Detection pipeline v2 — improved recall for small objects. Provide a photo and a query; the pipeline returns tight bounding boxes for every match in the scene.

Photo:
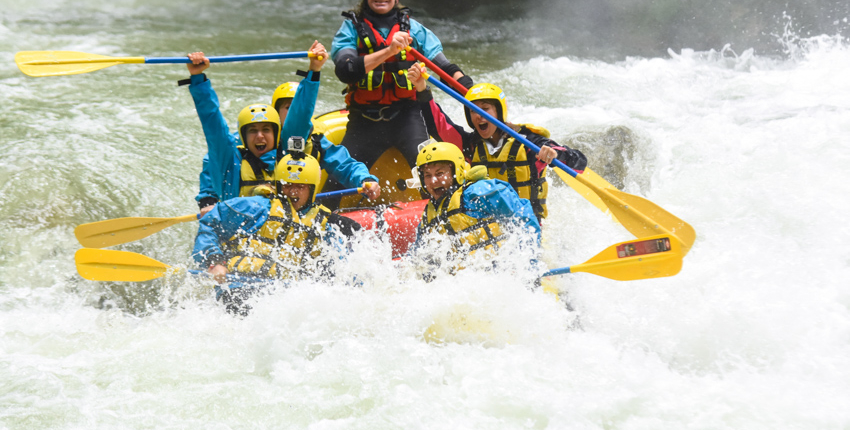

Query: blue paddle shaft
[187,269,264,284]
[315,187,362,200]
[540,266,573,278]
[144,52,310,64]
[425,75,578,178]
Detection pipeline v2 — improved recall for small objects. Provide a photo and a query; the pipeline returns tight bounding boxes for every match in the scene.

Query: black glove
[198,197,218,211]
[457,75,474,89]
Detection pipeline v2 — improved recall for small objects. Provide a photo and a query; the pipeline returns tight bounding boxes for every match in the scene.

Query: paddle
[75,187,364,248]
[15,50,316,78]
[74,248,261,283]
[423,73,696,255]
[406,47,470,95]
[539,235,682,281]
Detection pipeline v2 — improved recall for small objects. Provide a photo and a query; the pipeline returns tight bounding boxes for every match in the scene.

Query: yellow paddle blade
[573,174,696,255]
[555,168,615,218]
[609,189,696,253]
[572,235,683,281]
[15,51,145,77]
[75,248,173,282]
[74,214,198,248]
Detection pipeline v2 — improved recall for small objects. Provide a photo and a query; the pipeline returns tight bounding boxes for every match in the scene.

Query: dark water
[410,0,850,59]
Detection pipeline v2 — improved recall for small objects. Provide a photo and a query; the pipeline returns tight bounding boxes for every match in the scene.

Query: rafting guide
[320,0,473,202]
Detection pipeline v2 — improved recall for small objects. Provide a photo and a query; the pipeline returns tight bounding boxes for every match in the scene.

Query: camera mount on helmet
[286,136,306,159]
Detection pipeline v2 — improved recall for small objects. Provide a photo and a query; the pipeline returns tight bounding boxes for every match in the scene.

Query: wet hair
[353,0,405,15]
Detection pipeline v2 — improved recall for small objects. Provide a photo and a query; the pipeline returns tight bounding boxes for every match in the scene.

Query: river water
[2,0,849,428]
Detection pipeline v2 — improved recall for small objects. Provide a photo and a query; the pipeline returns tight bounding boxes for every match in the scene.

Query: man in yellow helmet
[192,152,362,315]
[184,41,381,217]
[409,141,540,276]
[408,65,586,222]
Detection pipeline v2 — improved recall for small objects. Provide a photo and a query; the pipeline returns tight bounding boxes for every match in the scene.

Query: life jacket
[417,182,506,258]
[470,124,551,219]
[238,148,275,197]
[239,145,324,197]
[224,198,330,279]
[342,8,417,107]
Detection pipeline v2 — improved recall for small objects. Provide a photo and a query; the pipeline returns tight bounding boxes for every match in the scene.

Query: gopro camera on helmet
[287,136,305,153]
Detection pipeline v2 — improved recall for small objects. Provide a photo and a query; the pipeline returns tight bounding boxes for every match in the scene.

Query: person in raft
[183,40,381,217]
[408,64,587,223]
[408,141,541,277]
[192,152,363,316]
[329,0,473,174]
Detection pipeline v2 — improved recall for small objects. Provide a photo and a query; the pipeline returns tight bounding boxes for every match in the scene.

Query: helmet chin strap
[307,185,316,205]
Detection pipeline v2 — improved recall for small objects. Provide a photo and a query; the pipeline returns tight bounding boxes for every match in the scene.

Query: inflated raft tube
[339,199,428,259]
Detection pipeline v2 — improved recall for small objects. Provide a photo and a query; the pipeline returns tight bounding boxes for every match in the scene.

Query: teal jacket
[188,71,318,202]
[330,16,444,63]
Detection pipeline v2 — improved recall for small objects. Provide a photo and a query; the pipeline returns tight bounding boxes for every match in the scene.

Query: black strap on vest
[272,209,327,277]
[347,8,411,55]
[227,243,275,277]
[420,183,502,251]
[462,218,501,251]
[505,143,523,189]
[419,185,457,233]
[239,148,271,188]
[398,7,411,32]
[474,140,531,188]
[343,11,377,53]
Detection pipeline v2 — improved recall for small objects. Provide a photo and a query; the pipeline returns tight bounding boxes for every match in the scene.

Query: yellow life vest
[470,124,550,219]
[417,184,506,257]
[237,147,276,197]
[225,198,330,279]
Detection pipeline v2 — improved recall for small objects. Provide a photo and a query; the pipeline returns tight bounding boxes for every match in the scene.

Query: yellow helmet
[271,82,298,111]
[464,83,507,129]
[237,104,281,148]
[275,153,322,202]
[416,141,468,187]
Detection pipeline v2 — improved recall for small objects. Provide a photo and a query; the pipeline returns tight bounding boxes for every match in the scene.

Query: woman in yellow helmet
[329,0,473,177]
[408,65,587,222]
[193,152,362,315]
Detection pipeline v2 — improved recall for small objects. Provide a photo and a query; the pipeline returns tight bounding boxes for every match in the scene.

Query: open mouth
[254,143,267,152]
[431,186,447,196]
[477,122,489,132]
